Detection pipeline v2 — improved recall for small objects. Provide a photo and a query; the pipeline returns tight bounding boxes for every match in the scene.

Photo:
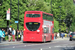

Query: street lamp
[17,0,19,30]
[7,0,12,33]
[68,18,72,33]
[51,0,52,14]
[8,0,12,32]
[10,0,11,20]
[59,6,62,37]
[10,0,19,30]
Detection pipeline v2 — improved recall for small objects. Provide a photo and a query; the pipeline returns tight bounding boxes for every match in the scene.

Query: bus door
[43,25,50,41]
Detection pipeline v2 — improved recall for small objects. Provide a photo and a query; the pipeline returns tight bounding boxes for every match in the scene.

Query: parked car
[69,33,75,41]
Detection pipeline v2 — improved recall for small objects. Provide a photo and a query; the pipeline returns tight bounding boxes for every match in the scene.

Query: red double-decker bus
[23,11,54,42]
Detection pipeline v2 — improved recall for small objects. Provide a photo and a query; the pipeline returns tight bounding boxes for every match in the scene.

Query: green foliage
[0,18,7,27]
[60,22,67,32]
[70,22,75,31]
[0,0,75,32]
[54,19,59,33]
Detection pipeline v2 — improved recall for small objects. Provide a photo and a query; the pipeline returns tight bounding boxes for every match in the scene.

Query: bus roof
[43,12,53,16]
[25,11,53,16]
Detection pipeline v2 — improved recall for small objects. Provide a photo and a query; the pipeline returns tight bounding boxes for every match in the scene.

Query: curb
[0,41,23,45]
[0,37,69,45]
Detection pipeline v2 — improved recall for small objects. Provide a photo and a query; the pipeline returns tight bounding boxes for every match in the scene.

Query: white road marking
[40,47,51,50]
[24,45,26,46]
[40,48,42,50]
[49,47,51,48]
[54,46,61,47]
[13,46,15,48]
[54,45,75,48]
[54,45,68,47]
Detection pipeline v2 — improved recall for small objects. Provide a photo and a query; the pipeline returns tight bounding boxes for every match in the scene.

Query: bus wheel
[43,37,46,43]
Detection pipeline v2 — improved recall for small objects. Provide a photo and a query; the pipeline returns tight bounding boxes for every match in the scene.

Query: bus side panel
[42,20,53,42]
[52,21,54,40]
[52,33,54,40]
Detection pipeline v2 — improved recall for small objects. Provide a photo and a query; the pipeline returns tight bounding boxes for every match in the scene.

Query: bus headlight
[37,30,40,32]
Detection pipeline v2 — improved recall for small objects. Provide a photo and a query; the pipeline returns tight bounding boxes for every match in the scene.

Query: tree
[0,0,75,31]
[54,19,59,33]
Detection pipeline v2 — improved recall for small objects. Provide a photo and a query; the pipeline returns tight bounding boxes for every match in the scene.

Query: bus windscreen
[26,22,40,31]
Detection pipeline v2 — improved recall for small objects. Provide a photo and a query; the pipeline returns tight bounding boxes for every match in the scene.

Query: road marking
[49,47,51,48]
[24,45,26,46]
[13,46,15,48]
[40,47,51,50]
[54,45,67,47]
[54,46,61,47]
[54,45,75,48]
[40,48,42,50]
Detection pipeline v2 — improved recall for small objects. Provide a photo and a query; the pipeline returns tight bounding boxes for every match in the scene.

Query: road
[0,38,75,50]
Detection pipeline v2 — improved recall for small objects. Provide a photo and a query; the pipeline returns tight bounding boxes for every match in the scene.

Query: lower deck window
[43,27,49,33]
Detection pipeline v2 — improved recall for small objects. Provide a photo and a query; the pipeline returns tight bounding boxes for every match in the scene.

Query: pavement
[54,37,69,40]
[0,37,69,45]
[0,40,23,46]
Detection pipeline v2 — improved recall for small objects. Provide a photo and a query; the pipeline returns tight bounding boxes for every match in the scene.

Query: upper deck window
[43,13,53,21]
[47,15,53,21]
[43,13,47,19]
[26,14,40,17]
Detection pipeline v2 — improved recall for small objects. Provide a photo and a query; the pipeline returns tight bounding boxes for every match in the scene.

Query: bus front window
[26,22,40,31]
